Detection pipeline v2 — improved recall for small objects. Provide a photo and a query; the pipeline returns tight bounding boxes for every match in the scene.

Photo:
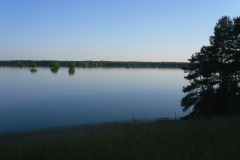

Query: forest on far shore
[0,60,188,68]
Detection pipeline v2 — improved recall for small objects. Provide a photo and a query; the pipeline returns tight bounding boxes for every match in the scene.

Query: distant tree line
[0,60,188,68]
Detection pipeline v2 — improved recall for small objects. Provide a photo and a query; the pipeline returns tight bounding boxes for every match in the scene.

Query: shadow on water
[30,69,37,73]
[68,69,75,75]
[50,68,59,74]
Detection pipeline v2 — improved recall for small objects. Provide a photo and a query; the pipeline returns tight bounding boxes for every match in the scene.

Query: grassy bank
[1,116,240,160]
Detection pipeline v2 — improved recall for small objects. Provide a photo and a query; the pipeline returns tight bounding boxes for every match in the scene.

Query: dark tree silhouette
[181,16,240,119]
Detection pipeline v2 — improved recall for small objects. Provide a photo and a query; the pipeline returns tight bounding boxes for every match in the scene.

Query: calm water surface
[0,67,188,133]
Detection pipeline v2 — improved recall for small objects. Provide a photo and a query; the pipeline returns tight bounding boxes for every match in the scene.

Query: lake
[0,67,188,133]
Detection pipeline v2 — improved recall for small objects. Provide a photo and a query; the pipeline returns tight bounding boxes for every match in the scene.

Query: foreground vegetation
[0,115,240,160]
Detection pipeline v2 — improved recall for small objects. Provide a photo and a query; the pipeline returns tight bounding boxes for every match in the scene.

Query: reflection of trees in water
[68,69,75,75]
[30,69,37,73]
[50,68,59,74]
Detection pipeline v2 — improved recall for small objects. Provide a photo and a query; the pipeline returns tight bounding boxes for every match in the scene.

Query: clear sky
[0,0,239,62]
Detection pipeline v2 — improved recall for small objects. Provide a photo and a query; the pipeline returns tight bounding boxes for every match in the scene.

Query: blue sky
[0,0,239,62]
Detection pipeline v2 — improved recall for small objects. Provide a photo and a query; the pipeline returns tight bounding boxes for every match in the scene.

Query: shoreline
[1,115,240,159]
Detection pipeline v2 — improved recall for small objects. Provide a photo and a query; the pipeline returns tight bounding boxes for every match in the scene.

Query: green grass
[1,115,240,160]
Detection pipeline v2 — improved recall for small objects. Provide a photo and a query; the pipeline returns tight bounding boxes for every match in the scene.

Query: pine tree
[181,16,240,119]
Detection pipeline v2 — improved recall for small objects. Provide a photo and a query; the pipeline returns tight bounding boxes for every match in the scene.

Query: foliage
[17,61,25,68]
[0,115,240,159]
[68,62,76,70]
[181,16,240,119]
[50,62,60,70]
[0,60,189,68]
[82,62,88,68]
[125,63,130,68]
[30,63,37,69]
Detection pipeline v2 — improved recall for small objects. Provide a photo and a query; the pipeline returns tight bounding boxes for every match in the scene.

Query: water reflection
[0,67,188,133]
[68,69,75,75]
[30,69,37,73]
[50,68,59,74]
